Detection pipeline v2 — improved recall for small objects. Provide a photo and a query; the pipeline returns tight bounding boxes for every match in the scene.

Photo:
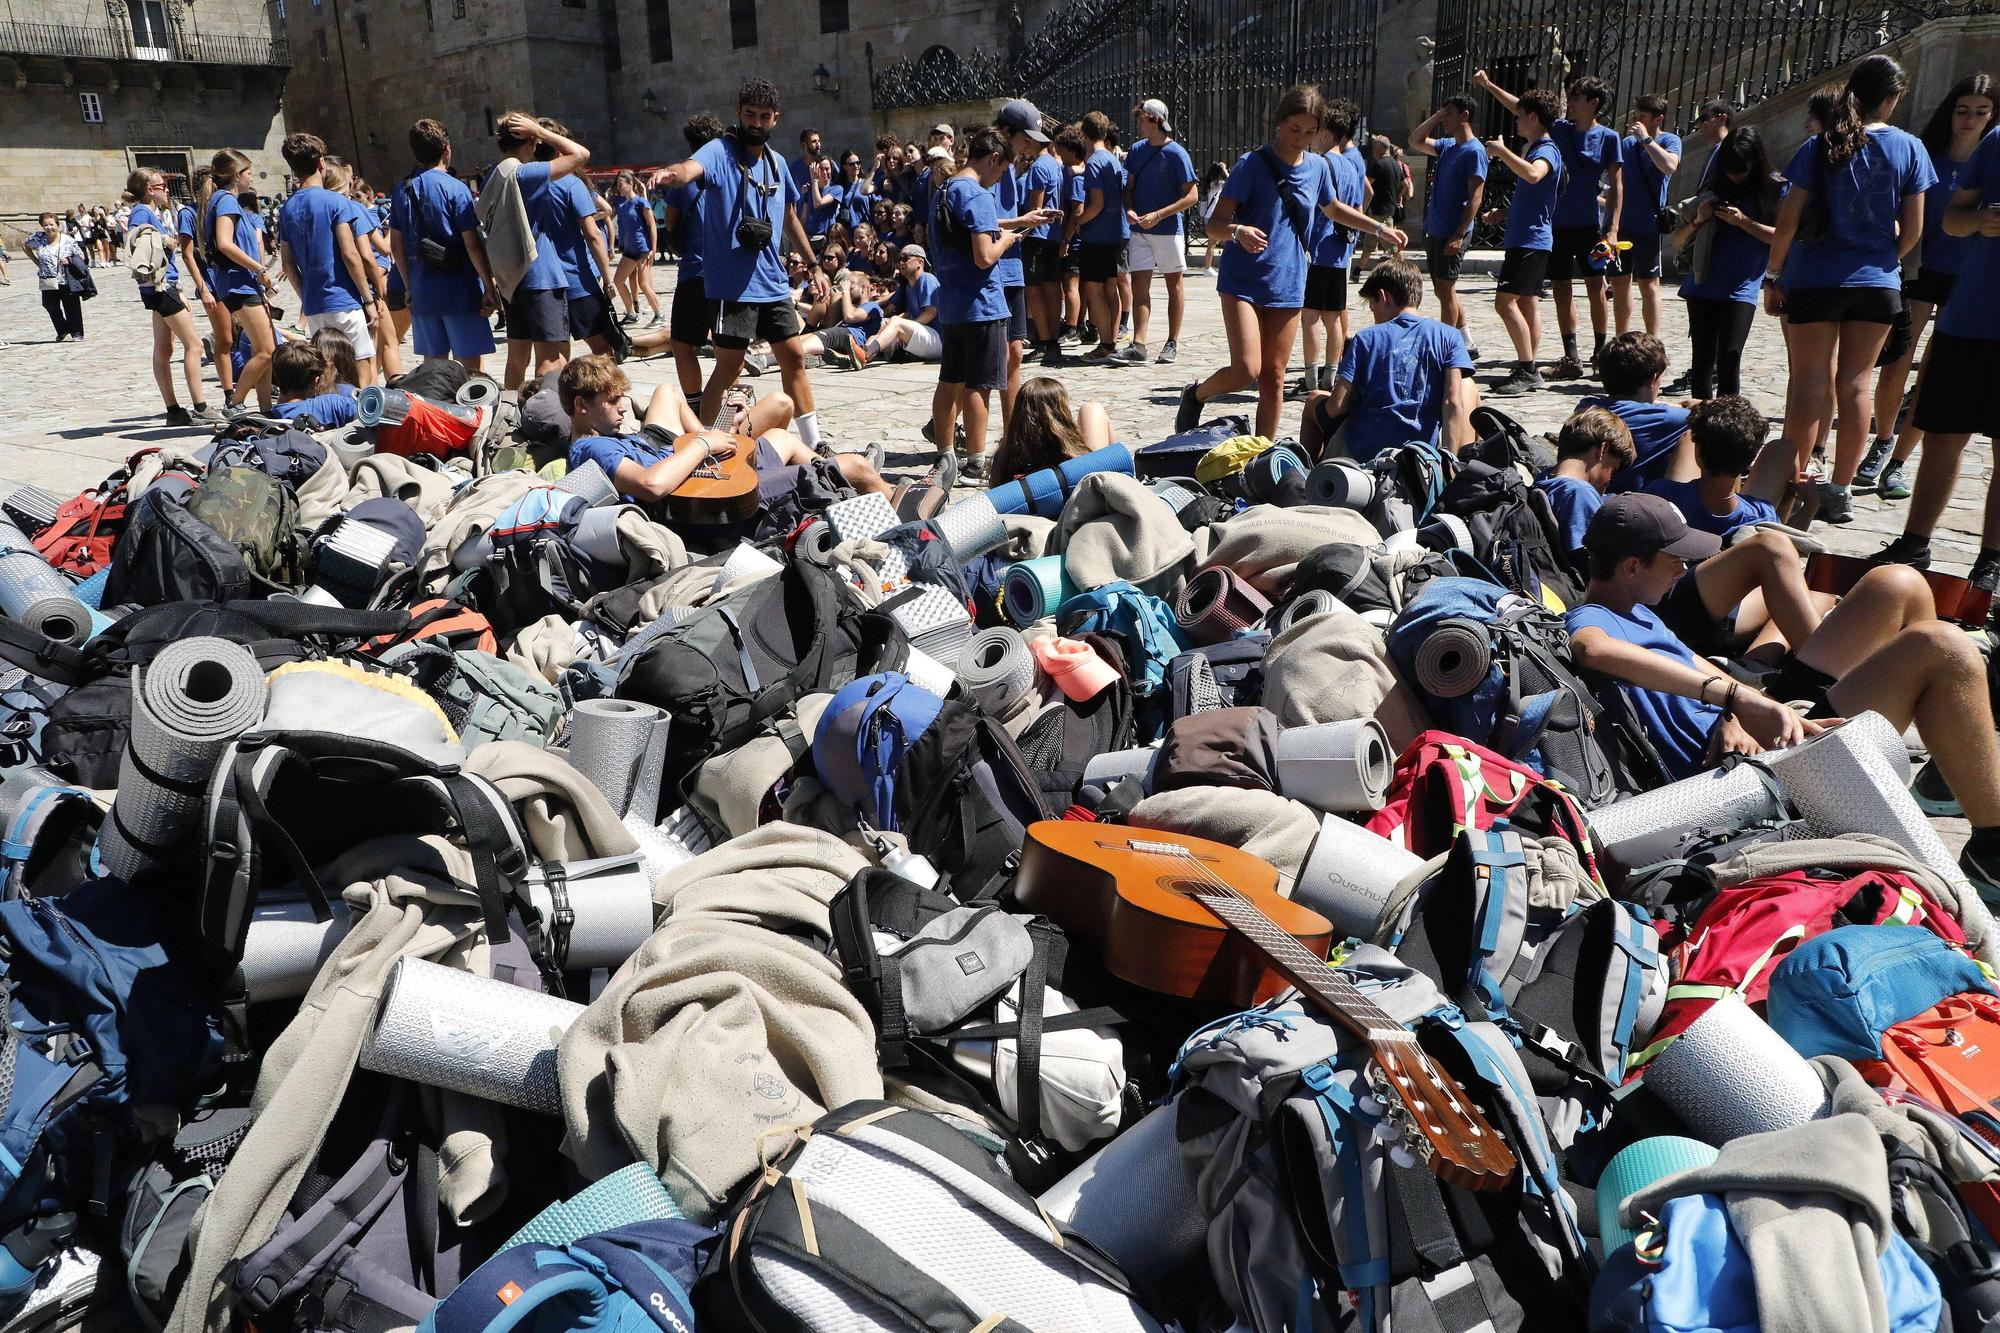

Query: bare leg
[533,339,571,384]
[1871,299,1934,446]
[1611,273,1633,335]
[167,307,204,406]
[504,339,535,392]
[1693,528,1824,651]
[670,341,703,398]
[931,377,960,456]
[962,386,992,459]
[1193,293,1261,407]
[1251,305,1300,438]
[205,299,236,399]
[1828,621,2000,826]
[1085,279,1119,352]
[231,303,277,412]
[1829,320,1893,485]
[150,315,176,409]
[773,334,814,420]
[1437,278,1463,336]
[1079,400,1112,450]
[1551,277,1577,343]
[1131,269,1155,347]
[698,346,747,427]
[1794,562,1936,677]
[1781,319,1839,477]
[1164,272,1185,344]
[1639,276,1662,337]
[1889,335,1938,466]
[1584,273,1609,349]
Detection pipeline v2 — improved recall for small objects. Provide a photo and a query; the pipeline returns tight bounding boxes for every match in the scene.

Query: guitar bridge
[1127,838,1190,858]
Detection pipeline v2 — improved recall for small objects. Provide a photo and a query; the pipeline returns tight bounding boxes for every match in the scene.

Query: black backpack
[1166,634,1271,719]
[895,699,1057,897]
[1432,458,1583,607]
[1014,631,1135,799]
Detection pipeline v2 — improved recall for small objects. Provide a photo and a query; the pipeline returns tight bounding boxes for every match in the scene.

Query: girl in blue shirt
[201,147,279,413]
[1766,54,1937,523]
[1176,84,1402,439]
[126,167,219,426]
[611,171,662,329]
[1672,127,1783,399]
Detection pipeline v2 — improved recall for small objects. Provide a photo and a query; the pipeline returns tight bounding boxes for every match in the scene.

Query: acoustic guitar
[1013,820,1517,1191]
[665,392,761,526]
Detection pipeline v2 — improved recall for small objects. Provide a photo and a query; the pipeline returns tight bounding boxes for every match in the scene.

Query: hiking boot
[163,404,194,427]
[1156,339,1178,365]
[1817,482,1855,525]
[1960,836,2000,910]
[1870,532,1933,569]
[1972,550,2000,595]
[926,449,961,493]
[1175,382,1203,433]
[1549,354,1585,380]
[1121,342,1147,363]
[1489,366,1544,398]
[1879,462,1913,501]
[1910,758,1962,818]
[1854,436,1895,491]
[862,440,887,472]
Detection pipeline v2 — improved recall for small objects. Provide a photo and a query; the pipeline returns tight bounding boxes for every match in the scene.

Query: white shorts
[1127,231,1186,275]
[903,320,943,362]
[305,307,377,360]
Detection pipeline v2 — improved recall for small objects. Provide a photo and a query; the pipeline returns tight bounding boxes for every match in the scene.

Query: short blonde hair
[557,354,629,414]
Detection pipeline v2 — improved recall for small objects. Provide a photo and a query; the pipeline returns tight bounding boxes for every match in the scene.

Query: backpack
[31,447,182,579]
[1166,634,1271,718]
[1056,580,1192,702]
[1431,459,1583,608]
[446,649,564,748]
[125,223,167,286]
[1133,417,1251,480]
[1367,730,1604,878]
[1387,577,1621,808]
[1013,630,1137,797]
[695,1100,1166,1332]
[116,1105,253,1329]
[1461,405,1556,476]
[1363,440,1457,536]
[420,1218,716,1333]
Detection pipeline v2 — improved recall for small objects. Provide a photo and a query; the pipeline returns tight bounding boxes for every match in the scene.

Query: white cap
[1139,98,1174,134]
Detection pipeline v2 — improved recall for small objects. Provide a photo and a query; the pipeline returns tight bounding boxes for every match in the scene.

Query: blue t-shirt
[1503,138,1565,252]
[1336,312,1476,460]
[549,174,604,299]
[693,136,796,304]
[273,392,359,428]
[665,182,703,281]
[1579,395,1692,491]
[129,202,178,290]
[889,269,941,318]
[1079,148,1130,245]
[1620,131,1684,235]
[205,191,265,299]
[1936,128,2000,341]
[1536,473,1602,564]
[343,195,386,280]
[1566,601,1721,779]
[1024,153,1065,241]
[1218,148,1336,309]
[992,166,1025,289]
[1310,149,1366,269]
[1644,476,1778,540]
[1919,152,1972,276]
[834,178,873,233]
[791,157,837,236]
[502,161,573,294]
[1679,183,1785,306]
[930,177,1006,324]
[1782,126,1938,291]
[569,431,664,502]
[1126,139,1197,235]
[1343,144,1368,193]
[615,195,651,255]
[391,168,484,318]
[1550,119,1618,229]
[1424,137,1489,240]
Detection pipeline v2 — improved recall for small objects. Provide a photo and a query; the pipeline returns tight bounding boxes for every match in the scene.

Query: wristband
[1723,681,1741,719]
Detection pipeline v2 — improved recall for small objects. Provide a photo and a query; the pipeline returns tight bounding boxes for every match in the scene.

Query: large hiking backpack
[1387,577,1621,808]
[1431,460,1583,608]
[695,1100,1166,1332]
[420,1217,716,1333]
[1362,440,1457,536]
[1013,631,1137,797]
[1057,580,1192,706]
[1170,945,1593,1332]
[104,469,302,608]
[28,447,183,579]
[1166,634,1271,719]
[1367,731,1605,880]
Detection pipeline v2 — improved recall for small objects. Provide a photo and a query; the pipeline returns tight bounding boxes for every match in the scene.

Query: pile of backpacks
[0,370,1997,1333]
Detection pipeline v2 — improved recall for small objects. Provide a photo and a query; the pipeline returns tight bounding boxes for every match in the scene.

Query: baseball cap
[931,122,955,138]
[925,145,952,163]
[996,98,1050,143]
[1582,493,1722,563]
[899,243,927,261]
[1139,97,1175,134]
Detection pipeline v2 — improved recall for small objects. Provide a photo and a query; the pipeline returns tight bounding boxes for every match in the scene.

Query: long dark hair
[1918,72,1997,159]
[993,377,1087,485]
[1821,54,1907,168]
[1711,125,1779,218]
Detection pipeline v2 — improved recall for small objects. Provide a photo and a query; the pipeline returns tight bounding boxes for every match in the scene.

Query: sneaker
[851,340,871,369]
[1960,836,2000,909]
[1116,318,1130,340]
[1318,365,1335,391]
[1662,373,1692,397]
[190,401,226,424]
[820,338,854,368]
[961,452,990,482]
[1022,341,1044,364]
[1466,344,1482,362]
[163,404,194,427]
[53,334,68,344]
[1489,366,1544,398]
[1175,382,1204,433]
[1155,339,1178,365]
[619,311,639,325]
[1818,482,1855,525]
[1879,462,1913,501]
[1121,342,1147,363]
[1854,436,1895,491]
[1910,758,1963,817]
[926,449,960,494]
[1548,354,1585,380]
[1287,374,1317,401]
[743,350,777,376]
[862,440,887,472]
[1870,532,1933,569]
[1972,550,2000,595]
[1082,344,1124,366]
[1059,327,1083,347]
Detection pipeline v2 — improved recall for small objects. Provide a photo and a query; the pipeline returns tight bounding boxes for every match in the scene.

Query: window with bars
[819,0,846,32]
[79,92,103,123]
[729,0,755,48]
[647,0,670,60]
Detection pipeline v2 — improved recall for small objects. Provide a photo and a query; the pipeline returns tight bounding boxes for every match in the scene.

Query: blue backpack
[1057,580,1191,702]
[420,1218,716,1333]
[814,672,949,833]
[1386,576,1619,807]
[1766,924,1993,1062]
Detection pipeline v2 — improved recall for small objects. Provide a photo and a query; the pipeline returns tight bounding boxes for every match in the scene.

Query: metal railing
[177,30,291,65]
[0,19,289,65]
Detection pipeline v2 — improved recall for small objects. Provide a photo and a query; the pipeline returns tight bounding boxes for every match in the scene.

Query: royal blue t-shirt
[1536,473,1602,564]
[1921,148,1975,276]
[569,431,662,502]
[1551,119,1618,228]
[889,269,941,318]
[549,174,604,299]
[665,182,703,281]
[1936,128,2000,340]
[1579,395,1692,491]
[1620,131,1684,235]
[1310,149,1366,269]
[205,191,265,299]
[693,135,797,304]
[273,392,359,427]
[391,168,484,318]
[835,178,872,233]
[1424,137,1489,240]
[1644,476,1778,539]
[1218,148,1335,309]
[790,158,836,236]
[128,202,178,290]
[992,166,1025,289]
[1782,126,1937,291]
[1566,601,1721,778]
[280,186,367,315]
[1344,144,1368,194]
[1336,313,1475,460]
[615,195,651,255]
[1503,138,1565,252]
[1024,153,1065,242]
[1126,139,1197,235]
[1679,183,1785,306]
[930,176,1007,324]
[502,161,573,294]
[1080,148,1130,245]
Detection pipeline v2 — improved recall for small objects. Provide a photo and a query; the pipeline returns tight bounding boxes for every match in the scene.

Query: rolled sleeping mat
[1640,992,1830,1145]
[900,646,960,700]
[573,507,628,567]
[1596,1137,1720,1254]
[1149,479,1204,518]
[504,1161,683,1251]
[1766,711,1959,887]
[957,627,1036,718]
[1276,588,1341,634]
[1586,761,1789,873]
[1175,566,1273,645]
[1039,1103,1209,1310]
[522,853,656,972]
[1382,528,1421,556]
[1410,616,1491,698]
[626,805,718,884]
[355,384,413,428]
[552,459,618,508]
[1418,513,1474,556]
[240,897,352,1002]
[1274,718,1392,813]
[931,494,1009,563]
[1002,556,1075,627]
[98,637,267,883]
[0,518,91,647]
[455,373,503,411]
[565,698,671,822]
[793,518,837,561]
[359,957,585,1115]
[1305,458,1376,510]
[1081,746,1159,792]
[986,443,1137,519]
[714,541,785,595]
[1239,440,1311,506]
[1292,813,1427,942]
[72,567,110,611]
[1,485,64,536]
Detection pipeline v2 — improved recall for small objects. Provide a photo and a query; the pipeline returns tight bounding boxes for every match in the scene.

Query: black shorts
[670,274,715,345]
[1657,571,1738,658]
[939,318,1008,390]
[1061,242,1082,276]
[1303,264,1348,313]
[567,291,612,342]
[1425,239,1465,283]
[1904,267,1959,307]
[713,297,804,350]
[1004,285,1028,343]
[1764,654,1839,718]
[1782,285,1901,326]
[387,267,407,311]
[222,292,265,313]
[1549,225,1603,279]
[141,286,187,317]
[504,286,570,343]
[1497,247,1551,297]
[1912,332,2000,438]
[1022,238,1061,286]
[1079,242,1124,284]
[1614,233,1664,279]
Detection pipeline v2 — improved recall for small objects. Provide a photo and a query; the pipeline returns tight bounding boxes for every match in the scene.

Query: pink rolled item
[1032,635,1119,702]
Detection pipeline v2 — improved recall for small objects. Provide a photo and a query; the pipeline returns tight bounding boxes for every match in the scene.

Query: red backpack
[1366,730,1603,883]
[29,447,187,578]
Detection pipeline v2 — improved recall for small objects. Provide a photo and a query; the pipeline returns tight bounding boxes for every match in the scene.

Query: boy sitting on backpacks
[1576,332,1690,490]
[1642,395,1779,540]
[1537,405,1635,575]
[1567,492,2000,891]
[270,341,359,429]
[1299,259,1480,463]
[560,354,890,506]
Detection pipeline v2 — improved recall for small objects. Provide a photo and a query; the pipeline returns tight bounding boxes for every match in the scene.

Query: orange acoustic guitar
[665,393,761,526]
[1013,820,1517,1191]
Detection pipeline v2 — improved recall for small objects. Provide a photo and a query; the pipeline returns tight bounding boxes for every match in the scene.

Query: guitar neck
[1191,885,1407,1043]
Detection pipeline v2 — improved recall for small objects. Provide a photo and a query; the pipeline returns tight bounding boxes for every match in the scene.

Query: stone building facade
[1,0,290,245]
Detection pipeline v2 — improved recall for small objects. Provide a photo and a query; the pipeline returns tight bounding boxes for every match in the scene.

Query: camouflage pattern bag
[188,465,303,587]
